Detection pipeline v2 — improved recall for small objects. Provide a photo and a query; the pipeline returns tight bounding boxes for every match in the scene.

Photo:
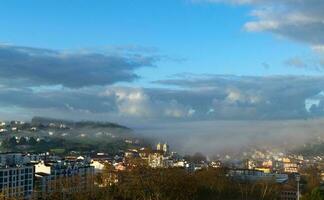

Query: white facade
[35,160,94,198]
[91,160,106,173]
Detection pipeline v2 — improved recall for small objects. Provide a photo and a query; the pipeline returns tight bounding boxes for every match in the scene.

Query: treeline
[26,167,279,200]
[92,165,280,200]
[85,164,324,200]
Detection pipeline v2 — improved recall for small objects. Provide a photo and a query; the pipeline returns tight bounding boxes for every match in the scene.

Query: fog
[133,119,324,156]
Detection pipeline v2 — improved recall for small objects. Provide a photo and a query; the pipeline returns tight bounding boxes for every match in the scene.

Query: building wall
[35,162,94,199]
[0,166,34,199]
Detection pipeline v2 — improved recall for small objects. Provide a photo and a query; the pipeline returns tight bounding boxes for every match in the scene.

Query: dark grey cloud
[0,45,157,88]
[153,75,324,119]
[0,88,111,113]
[1,73,324,121]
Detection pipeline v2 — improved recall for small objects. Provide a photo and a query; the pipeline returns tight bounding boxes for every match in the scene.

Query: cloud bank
[0,45,157,88]
[1,49,324,123]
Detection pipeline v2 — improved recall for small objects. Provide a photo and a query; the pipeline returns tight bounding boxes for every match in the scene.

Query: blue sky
[0,0,324,123]
[0,0,317,87]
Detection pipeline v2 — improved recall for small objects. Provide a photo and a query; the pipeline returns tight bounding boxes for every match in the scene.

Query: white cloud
[101,87,192,119]
[101,87,153,117]
[196,0,324,69]
[244,20,279,32]
[226,88,261,104]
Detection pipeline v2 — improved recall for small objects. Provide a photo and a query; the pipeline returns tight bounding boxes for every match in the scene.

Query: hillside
[0,117,144,154]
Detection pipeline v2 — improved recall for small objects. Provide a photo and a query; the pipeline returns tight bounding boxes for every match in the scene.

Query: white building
[0,129,7,133]
[148,151,165,168]
[91,160,107,173]
[34,159,94,199]
[229,169,288,183]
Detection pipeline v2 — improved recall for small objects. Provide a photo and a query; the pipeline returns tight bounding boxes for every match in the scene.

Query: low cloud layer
[154,74,324,119]
[1,71,324,121]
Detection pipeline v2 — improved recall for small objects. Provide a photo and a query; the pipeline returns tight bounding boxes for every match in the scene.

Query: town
[0,119,324,199]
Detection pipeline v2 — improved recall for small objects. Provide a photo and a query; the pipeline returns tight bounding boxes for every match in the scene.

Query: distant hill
[31,116,131,130]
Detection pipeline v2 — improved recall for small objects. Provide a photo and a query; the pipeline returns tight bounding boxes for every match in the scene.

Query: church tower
[163,143,169,154]
[156,142,162,151]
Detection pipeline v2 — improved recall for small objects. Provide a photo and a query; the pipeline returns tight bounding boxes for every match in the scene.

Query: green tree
[309,187,324,200]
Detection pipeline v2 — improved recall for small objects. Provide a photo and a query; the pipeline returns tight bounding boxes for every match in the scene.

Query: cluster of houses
[0,120,70,134]
[0,141,321,200]
[0,121,39,133]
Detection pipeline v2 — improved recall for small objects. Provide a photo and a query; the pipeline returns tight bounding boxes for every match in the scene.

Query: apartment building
[0,153,34,199]
[34,158,94,199]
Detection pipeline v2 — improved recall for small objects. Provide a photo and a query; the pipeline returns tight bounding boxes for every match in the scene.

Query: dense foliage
[91,166,280,200]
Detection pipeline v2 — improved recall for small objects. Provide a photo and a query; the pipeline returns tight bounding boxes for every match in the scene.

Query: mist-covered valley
[134,118,324,156]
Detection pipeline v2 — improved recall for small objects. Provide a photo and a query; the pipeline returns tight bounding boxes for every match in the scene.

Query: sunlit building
[34,159,94,199]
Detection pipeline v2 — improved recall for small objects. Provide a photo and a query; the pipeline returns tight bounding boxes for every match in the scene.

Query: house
[0,129,7,133]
